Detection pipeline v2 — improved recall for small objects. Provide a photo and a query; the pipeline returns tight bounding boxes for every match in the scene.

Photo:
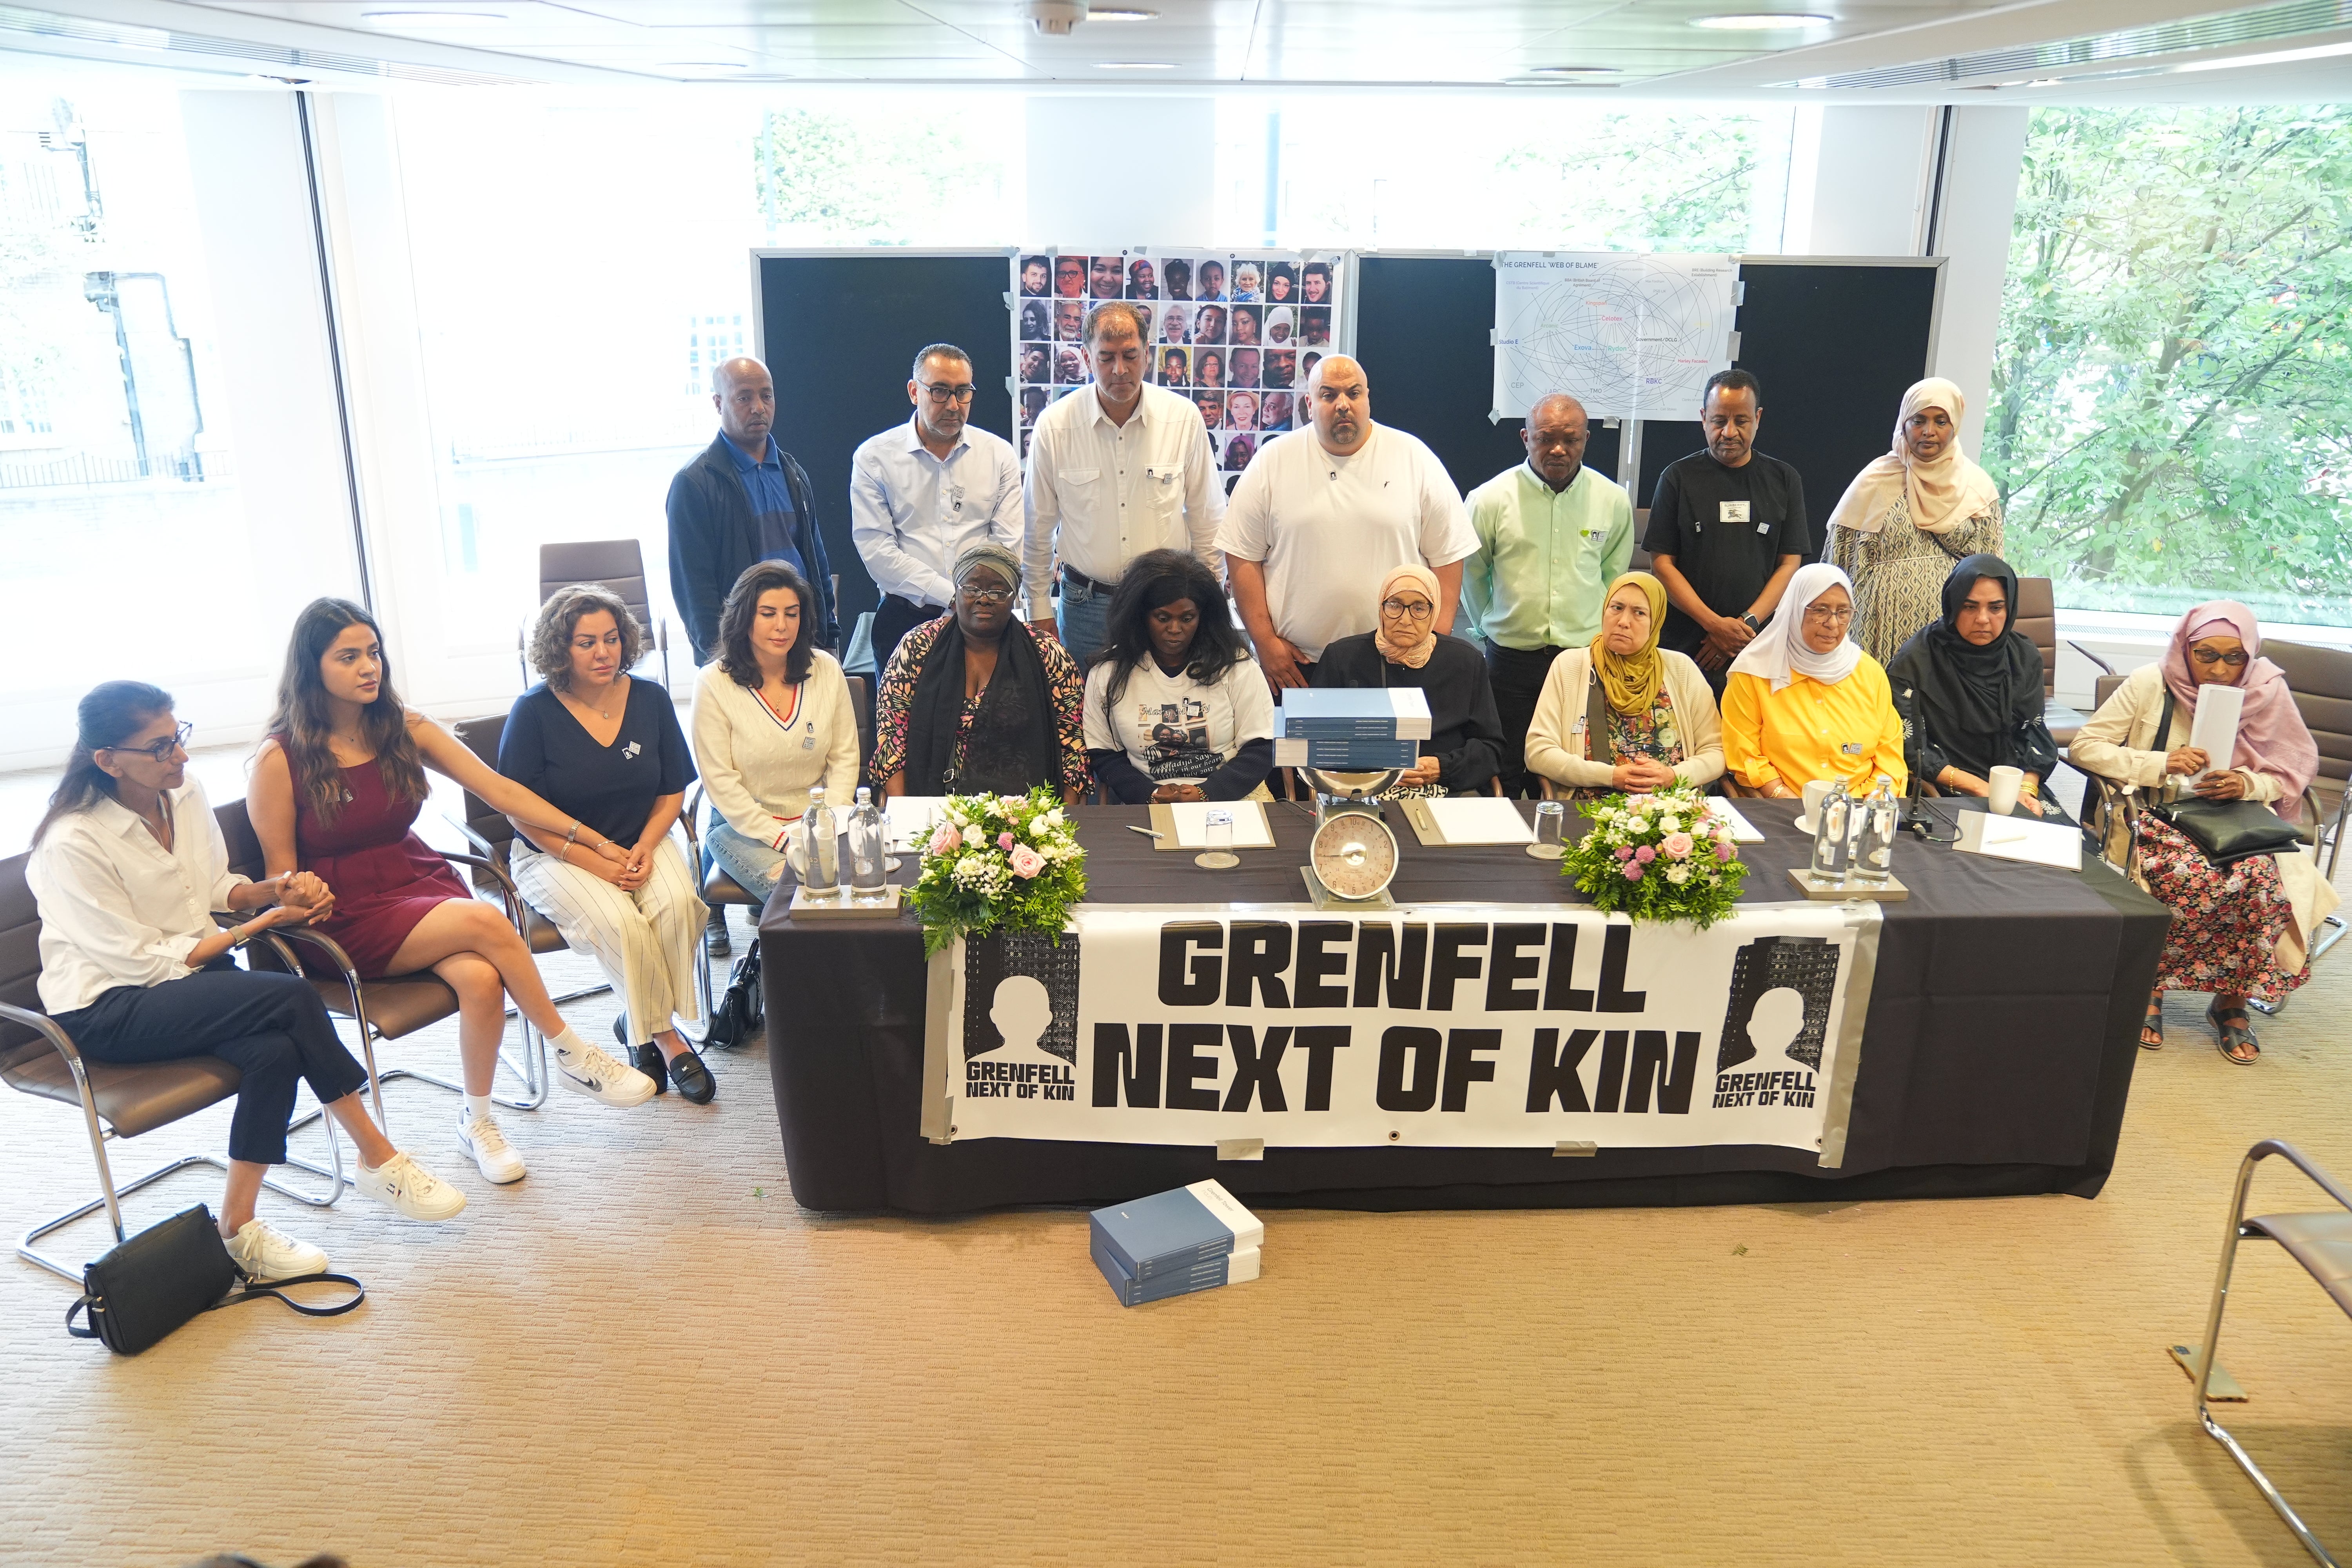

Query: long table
[760,800,2168,1214]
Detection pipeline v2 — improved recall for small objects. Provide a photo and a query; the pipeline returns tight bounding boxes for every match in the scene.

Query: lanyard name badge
[804,719,817,751]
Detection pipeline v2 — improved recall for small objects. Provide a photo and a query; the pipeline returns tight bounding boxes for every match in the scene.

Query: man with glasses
[668,355,838,669]
[1022,301,1223,664]
[1643,368,1810,696]
[851,343,1024,676]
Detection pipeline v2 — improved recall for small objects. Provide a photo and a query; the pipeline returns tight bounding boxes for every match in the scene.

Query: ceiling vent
[1782,0,2352,89]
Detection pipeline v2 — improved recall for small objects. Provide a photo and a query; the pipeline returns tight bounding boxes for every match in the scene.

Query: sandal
[2207,1000,2259,1065]
[2140,995,2164,1051]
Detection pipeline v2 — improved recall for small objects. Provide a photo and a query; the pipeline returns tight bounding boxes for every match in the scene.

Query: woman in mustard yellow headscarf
[1523,570,1726,801]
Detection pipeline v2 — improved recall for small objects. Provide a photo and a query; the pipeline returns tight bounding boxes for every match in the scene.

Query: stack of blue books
[1089,1180,1265,1308]
[1274,688,1432,770]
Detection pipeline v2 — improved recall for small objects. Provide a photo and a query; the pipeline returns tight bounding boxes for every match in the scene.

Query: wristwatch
[1740,613,1762,632]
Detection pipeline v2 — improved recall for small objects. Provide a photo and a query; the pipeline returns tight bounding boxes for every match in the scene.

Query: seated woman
[872,543,1088,804]
[504,586,713,1104]
[2071,602,2337,1062]
[691,561,861,903]
[1082,549,1276,804]
[1886,554,2061,818]
[1311,566,1506,799]
[251,598,657,1192]
[1719,563,1906,800]
[29,682,464,1282]
[1524,571,1724,801]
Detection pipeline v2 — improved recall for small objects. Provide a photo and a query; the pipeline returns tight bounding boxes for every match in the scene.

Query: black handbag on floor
[66,1204,365,1356]
[2147,691,2305,867]
[703,940,763,1051]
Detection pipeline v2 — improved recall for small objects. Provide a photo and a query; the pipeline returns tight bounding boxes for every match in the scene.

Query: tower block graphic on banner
[1492,253,1740,421]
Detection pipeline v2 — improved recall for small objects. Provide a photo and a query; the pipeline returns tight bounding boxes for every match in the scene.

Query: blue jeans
[707,817,786,903]
[1056,573,1112,666]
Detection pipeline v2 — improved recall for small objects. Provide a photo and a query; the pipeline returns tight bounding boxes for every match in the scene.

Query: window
[1987,105,2352,628]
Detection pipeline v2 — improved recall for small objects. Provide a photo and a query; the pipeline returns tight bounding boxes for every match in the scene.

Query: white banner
[1493,252,1739,421]
[937,903,1877,1161]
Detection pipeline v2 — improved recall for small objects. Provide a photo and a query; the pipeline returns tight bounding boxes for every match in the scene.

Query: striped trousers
[512,837,707,1046]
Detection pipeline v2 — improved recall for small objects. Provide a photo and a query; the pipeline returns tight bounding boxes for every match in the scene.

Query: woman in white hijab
[1826,376,2004,665]
[1719,562,1907,800]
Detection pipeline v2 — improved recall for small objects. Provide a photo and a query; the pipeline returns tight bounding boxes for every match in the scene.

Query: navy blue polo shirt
[721,432,807,583]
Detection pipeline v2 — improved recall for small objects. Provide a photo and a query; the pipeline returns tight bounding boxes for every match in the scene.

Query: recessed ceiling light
[1526,65,1618,75]
[1089,7,1160,18]
[359,9,508,25]
[1689,12,1833,29]
[1094,60,1178,69]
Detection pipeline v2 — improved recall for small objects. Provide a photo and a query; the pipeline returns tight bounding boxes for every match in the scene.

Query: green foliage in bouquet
[1562,787,1746,929]
[906,786,1087,958]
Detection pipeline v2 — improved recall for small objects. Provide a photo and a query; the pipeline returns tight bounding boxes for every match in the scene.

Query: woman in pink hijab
[1826,377,2004,666]
[2071,601,2326,1062]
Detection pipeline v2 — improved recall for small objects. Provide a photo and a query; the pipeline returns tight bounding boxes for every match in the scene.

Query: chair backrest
[2094,673,2126,711]
[450,713,516,864]
[2264,640,2352,792]
[846,673,875,785]
[539,539,655,632]
[0,850,52,1073]
[2015,577,2059,700]
[216,796,266,882]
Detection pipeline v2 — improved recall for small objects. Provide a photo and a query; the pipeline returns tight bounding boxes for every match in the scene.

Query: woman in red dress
[250,599,660,1189]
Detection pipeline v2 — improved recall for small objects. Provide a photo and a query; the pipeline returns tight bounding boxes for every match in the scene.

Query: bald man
[1462,392,1634,796]
[1218,355,1476,690]
[667,356,836,666]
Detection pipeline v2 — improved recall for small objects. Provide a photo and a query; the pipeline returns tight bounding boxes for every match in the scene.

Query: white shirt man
[1022,301,1223,663]
[851,343,1024,674]
[1218,354,1477,686]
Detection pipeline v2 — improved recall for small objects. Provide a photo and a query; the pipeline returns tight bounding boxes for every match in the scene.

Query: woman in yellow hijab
[1523,570,1726,800]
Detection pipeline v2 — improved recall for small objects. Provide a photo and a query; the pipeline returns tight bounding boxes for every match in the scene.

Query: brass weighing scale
[1299,768,1403,909]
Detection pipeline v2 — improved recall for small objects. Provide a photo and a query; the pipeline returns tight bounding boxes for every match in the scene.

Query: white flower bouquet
[907,786,1088,958]
[1561,786,1748,928]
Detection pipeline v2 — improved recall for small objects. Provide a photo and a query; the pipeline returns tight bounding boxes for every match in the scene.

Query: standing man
[1461,392,1633,796]
[668,355,837,669]
[1023,301,1223,664]
[1219,355,1477,690]
[1642,369,1809,695]
[851,343,1024,676]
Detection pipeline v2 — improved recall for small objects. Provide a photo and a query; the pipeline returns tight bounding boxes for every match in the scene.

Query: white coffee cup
[1800,778,1837,829]
[1987,765,2024,817]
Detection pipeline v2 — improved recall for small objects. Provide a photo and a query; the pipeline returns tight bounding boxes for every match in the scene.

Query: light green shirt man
[1460,462,1635,652]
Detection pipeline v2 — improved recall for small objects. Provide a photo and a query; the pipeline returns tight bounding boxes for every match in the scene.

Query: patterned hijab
[1825,376,2002,537]
[2160,600,2317,821]
[1591,571,1668,715]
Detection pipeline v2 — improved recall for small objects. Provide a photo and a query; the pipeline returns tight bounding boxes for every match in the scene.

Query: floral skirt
[2137,814,2310,1004]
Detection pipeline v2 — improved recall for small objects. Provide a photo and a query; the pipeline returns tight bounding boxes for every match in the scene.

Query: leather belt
[1061,565,1108,592]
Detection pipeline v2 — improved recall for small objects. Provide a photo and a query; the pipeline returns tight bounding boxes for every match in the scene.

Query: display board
[755,250,1014,628]
[1352,253,1943,528]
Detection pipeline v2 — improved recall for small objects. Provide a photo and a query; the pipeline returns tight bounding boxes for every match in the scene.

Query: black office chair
[522,539,673,690]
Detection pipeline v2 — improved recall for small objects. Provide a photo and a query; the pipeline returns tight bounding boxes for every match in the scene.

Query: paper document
[1700,800,1766,844]
[883,796,951,850]
[1423,797,1536,845]
[1167,800,1276,849]
[1955,811,2082,871]
[2187,683,2243,785]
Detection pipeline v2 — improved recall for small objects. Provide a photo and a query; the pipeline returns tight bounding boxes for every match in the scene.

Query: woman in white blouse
[691,562,862,900]
[26,682,466,1283]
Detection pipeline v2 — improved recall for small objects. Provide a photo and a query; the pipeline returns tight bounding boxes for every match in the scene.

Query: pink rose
[1621,862,1644,881]
[1009,844,1046,879]
[928,824,962,856]
[1614,844,1634,860]
[1634,844,1656,863]
[998,831,1016,851]
[1662,832,1694,860]
[1715,841,1736,862]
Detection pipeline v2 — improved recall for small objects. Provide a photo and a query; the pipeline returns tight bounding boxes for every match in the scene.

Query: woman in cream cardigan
[1525,571,1724,799]
[691,562,862,901]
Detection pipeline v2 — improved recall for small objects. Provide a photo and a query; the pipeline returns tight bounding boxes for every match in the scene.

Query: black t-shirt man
[1641,372,1809,690]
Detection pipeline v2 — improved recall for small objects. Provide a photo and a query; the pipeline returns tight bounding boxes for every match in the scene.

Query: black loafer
[705,907,732,958]
[667,1047,716,1104]
[617,1013,668,1094]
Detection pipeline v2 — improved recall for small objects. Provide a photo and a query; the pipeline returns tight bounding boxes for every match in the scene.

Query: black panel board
[758,253,1012,620]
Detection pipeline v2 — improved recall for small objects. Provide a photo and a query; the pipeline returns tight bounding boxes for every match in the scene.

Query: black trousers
[54,963,371,1167]
[869,593,947,682]
[1485,642,1568,799]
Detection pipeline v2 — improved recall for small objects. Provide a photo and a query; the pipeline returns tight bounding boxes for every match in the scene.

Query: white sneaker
[456,1109,527,1185]
[357,1151,468,1221]
[555,1041,658,1108]
[224,1219,328,1283]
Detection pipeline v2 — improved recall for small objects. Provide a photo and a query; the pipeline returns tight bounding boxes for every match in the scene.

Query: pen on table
[1127,825,1164,839]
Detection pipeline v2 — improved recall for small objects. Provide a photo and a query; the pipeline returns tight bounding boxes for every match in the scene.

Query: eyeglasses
[2190,647,2249,668]
[1380,598,1434,622]
[1803,604,1855,624]
[921,383,977,403]
[959,583,1015,604]
[103,722,193,762]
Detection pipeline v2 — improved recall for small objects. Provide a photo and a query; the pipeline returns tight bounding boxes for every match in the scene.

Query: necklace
[570,679,622,720]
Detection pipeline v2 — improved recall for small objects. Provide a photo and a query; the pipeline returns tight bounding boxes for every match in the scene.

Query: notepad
[1165,800,1275,849]
[883,796,949,850]
[1421,797,1536,845]
[2187,683,2243,786]
[1954,810,2082,870]
[1700,800,1767,844]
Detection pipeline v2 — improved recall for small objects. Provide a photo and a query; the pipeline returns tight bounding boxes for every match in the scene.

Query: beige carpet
[2,913,2348,1568]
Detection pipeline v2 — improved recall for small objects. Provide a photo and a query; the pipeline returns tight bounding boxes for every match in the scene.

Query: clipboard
[1145,799,1276,851]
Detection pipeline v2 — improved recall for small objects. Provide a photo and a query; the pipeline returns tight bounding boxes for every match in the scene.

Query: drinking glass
[1196,809,1239,869]
[1527,800,1566,860]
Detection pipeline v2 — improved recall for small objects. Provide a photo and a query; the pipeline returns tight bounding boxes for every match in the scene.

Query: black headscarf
[904,617,1062,797]
[1887,553,2047,777]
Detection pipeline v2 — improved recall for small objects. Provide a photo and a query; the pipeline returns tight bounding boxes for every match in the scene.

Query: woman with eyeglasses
[27,682,466,1282]
[2071,602,2334,1062]
[1310,564,1505,799]
[1719,563,1906,800]
[1525,571,1725,802]
[871,543,1088,804]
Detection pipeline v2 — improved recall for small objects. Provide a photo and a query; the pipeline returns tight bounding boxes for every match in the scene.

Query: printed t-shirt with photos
[1640,450,1811,653]
[1082,654,1276,785]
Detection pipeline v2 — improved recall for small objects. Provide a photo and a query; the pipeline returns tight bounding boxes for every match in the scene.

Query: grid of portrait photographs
[1013,249,1339,489]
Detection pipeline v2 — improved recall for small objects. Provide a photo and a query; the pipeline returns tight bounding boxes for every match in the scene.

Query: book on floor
[1089,1179,1264,1280]
[1093,1232,1262,1307]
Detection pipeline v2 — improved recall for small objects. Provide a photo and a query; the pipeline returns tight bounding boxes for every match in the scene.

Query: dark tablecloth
[761,798,2169,1214]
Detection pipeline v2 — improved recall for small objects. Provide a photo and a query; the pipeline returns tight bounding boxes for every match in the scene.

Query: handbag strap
[221,1272,367,1318]
[1584,669,1614,766]
[65,1296,98,1338]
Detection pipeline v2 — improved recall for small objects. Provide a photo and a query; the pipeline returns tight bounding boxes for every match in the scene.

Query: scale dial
[1308,810,1399,901]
